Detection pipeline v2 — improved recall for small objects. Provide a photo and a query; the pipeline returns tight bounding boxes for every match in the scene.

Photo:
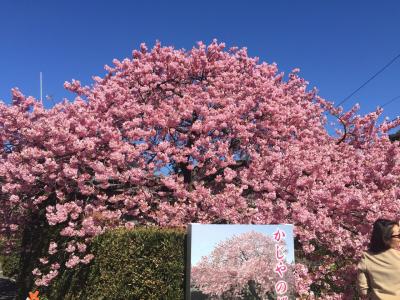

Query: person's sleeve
[357,255,369,296]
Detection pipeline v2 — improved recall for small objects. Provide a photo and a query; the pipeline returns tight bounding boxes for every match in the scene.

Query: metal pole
[40,72,43,103]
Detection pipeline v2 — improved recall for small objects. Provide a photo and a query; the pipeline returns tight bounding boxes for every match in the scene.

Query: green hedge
[0,252,19,279]
[0,238,20,279]
[44,227,186,300]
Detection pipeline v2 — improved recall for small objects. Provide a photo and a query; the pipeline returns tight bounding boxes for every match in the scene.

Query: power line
[380,95,400,108]
[337,51,400,107]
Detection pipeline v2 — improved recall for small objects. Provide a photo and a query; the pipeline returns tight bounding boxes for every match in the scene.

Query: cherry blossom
[0,40,399,298]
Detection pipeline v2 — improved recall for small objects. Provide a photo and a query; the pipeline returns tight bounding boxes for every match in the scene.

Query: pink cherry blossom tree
[0,40,399,298]
[191,231,294,299]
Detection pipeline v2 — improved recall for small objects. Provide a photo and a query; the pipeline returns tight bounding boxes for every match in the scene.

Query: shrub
[43,227,186,300]
[0,253,19,279]
[0,237,20,279]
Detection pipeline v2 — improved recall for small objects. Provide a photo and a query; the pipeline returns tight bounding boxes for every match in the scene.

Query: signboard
[186,224,295,300]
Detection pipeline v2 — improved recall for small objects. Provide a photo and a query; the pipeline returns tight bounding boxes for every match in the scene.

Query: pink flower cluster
[34,269,59,287]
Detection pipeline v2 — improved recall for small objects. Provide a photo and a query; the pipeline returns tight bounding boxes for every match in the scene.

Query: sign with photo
[186,224,295,300]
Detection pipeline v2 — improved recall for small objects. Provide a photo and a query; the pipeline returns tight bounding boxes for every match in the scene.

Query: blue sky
[1,1,400,130]
[190,224,295,266]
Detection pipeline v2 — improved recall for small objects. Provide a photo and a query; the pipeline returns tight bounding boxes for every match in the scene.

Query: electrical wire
[380,95,400,108]
[337,52,400,107]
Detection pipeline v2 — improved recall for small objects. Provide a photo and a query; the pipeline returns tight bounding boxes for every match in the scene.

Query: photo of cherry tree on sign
[188,224,295,300]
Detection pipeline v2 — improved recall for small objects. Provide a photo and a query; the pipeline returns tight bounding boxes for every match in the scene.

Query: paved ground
[0,263,17,300]
[0,278,16,300]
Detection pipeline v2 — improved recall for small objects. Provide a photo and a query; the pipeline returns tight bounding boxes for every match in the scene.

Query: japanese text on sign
[273,228,288,297]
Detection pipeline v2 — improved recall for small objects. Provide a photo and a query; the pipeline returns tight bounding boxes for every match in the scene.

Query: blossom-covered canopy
[1,40,399,297]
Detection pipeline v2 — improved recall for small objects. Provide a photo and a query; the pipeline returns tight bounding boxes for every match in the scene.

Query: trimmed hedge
[0,252,19,279]
[0,238,20,279]
[44,227,186,300]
